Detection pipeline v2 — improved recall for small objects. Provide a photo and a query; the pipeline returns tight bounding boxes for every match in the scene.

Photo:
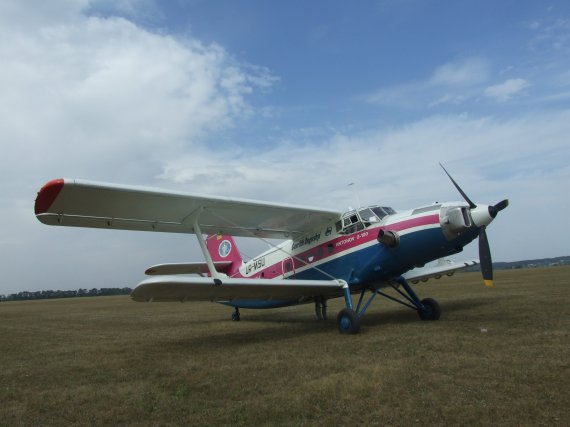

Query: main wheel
[418,298,441,321]
[231,311,241,321]
[337,308,360,334]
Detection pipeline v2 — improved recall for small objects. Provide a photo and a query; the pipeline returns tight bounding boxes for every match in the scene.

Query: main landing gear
[231,307,241,321]
[336,277,441,334]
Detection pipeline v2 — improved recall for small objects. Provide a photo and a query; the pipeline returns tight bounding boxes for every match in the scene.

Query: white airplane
[34,165,508,334]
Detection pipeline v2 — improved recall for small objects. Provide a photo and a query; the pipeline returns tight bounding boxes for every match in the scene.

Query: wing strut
[193,212,223,280]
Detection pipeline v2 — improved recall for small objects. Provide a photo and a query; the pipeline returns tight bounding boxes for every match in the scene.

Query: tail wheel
[418,298,441,321]
[337,308,360,334]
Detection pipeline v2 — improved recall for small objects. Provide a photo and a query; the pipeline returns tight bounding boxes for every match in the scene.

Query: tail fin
[206,235,243,277]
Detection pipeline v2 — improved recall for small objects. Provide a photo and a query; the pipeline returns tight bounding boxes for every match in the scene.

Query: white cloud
[484,78,530,102]
[0,0,275,294]
[528,17,570,53]
[0,1,274,184]
[364,57,490,108]
[429,57,490,86]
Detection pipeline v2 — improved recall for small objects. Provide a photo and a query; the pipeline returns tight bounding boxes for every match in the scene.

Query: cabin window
[338,211,364,234]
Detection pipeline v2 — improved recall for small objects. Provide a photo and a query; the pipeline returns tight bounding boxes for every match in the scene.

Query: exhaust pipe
[377,229,400,248]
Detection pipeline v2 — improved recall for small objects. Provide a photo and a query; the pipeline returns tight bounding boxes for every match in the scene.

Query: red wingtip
[35,179,64,215]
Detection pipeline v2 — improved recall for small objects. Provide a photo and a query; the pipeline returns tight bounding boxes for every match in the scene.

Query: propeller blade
[488,199,509,218]
[494,199,509,212]
[439,163,477,209]
[479,227,493,287]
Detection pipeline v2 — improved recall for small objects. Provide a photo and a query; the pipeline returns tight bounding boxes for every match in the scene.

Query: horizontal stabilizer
[145,262,232,276]
[131,276,345,303]
[402,259,478,283]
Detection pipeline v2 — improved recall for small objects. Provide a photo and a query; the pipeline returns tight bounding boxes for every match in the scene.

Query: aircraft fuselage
[223,201,480,308]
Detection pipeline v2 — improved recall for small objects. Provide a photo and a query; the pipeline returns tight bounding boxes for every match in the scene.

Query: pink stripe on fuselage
[240,213,441,280]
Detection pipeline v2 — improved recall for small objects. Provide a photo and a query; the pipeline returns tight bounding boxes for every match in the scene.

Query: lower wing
[402,258,478,283]
[131,277,345,303]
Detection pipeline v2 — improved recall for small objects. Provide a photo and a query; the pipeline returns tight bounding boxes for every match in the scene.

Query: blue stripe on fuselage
[293,227,453,283]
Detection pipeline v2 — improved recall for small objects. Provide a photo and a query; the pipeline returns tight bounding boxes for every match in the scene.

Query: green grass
[1,267,569,426]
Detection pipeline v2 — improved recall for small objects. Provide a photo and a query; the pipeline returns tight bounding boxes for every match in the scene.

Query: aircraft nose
[470,199,509,228]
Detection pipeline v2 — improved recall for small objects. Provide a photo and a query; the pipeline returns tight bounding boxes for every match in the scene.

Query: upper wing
[402,258,479,283]
[131,276,346,302]
[35,179,341,239]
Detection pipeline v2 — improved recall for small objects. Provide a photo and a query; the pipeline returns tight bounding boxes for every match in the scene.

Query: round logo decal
[218,240,232,258]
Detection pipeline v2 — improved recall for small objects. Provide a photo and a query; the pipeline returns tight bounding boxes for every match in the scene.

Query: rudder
[206,235,243,277]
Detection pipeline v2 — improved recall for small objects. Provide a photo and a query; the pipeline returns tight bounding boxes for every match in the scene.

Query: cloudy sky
[1,0,569,294]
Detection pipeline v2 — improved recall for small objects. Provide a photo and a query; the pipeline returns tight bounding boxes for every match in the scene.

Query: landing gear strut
[231,307,240,321]
[314,297,328,320]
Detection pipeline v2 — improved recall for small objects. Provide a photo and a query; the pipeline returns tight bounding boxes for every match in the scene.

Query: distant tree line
[0,287,132,302]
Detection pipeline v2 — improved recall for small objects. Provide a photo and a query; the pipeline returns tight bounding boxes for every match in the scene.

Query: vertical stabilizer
[206,235,243,277]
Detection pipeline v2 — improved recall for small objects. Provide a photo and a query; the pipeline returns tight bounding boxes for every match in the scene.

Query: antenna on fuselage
[348,182,361,209]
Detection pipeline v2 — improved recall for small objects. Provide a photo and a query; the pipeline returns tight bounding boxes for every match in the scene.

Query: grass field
[1,267,569,426]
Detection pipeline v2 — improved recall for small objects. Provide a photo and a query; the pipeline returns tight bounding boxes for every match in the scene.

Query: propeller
[439,164,509,287]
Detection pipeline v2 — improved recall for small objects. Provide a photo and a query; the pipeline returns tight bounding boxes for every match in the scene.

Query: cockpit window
[337,211,364,234]
[358,208,379,226]
[371,206,395,219]
[336,206,396,234]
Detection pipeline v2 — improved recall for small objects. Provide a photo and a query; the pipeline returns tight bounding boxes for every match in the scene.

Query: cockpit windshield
[336,205,397,234]
[358,208,379,225]
[370,206,396,219]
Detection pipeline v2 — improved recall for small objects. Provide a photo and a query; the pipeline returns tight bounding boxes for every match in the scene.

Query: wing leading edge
[35,179,341,239]
[131,276,346,302]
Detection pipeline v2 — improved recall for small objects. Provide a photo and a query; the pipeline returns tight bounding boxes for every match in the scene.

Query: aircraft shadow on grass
[146,298,501,350]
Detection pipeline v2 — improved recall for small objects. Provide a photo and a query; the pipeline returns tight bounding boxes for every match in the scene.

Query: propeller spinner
[440,163,509,287]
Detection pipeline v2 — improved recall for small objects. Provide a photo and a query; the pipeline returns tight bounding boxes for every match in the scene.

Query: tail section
[206,235,243,277]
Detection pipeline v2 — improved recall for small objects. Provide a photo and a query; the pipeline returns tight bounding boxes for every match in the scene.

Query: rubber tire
[418,298,441,321]
[231,312,241,322]
[337,308,360,334]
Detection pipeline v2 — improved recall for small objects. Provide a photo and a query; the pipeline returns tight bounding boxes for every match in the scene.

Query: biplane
[34,165,507,333]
